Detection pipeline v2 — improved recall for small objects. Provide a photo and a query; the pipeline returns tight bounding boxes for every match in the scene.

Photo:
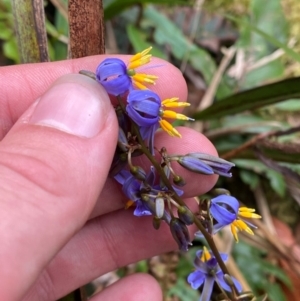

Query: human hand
[0,56,218,301]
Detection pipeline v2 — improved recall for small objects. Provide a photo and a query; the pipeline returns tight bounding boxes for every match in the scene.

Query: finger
[90,127,218,218]
[89,274,162,301]
[0,74,118,300]
[0,56,187,139]
[23,198,198,301]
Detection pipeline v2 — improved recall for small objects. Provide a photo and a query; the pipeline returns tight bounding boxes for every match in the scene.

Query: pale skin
[0,56,218,301]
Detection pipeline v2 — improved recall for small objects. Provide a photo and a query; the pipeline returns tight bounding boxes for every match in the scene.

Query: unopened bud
[130,166,146,181]
[170,218,192,251]
[117,127,128,152]
[177,156,214,175]
[178,206,194,225]
[173,175,186,186]
[155,197,165,218]
[187,152,235,177]
[152,216,161,230]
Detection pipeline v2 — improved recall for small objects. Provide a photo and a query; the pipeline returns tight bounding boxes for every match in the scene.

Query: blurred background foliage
[1,0,300,300]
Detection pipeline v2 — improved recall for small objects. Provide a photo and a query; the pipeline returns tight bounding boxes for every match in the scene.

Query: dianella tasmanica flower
[188,247,242,301]
[95,47,158,96]
[196,195,261,241]
[172,153,235,177]
[126,90,193,152]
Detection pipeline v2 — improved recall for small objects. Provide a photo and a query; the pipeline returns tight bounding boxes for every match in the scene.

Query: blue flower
[195,195,261,241]
[95,47,158,96]
[114,167,183,218]
[187,247,242,301]
[126,90,193,153]
[114,169,153,216]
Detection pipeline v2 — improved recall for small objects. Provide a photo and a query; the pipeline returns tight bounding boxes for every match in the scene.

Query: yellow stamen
[129,47,152,63]
[231,223,239,242]
[132,73,158,85]
[132,80,148,90]
[239,212,261,219]
[201,246,211,262]
[238,207,261,219]
[162,110,194,121]
[128,55,152,69]
[159,119,181,138]
[125,200,135,209]
[162,98,191,108]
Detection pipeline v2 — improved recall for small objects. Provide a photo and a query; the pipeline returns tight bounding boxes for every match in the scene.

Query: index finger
[0,56,187,138]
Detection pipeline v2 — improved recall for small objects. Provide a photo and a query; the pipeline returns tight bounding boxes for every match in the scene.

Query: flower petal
[200,277,215,301]
[187,271,205,289]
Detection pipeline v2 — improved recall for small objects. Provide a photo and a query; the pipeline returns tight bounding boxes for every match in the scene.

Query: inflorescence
[83,47,262,301]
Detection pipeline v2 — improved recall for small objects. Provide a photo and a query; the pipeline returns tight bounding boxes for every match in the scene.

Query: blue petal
[216,273,242,293]
[211,195,239,212]
[126,104,159,126]
[96,59,131,95]
[114,170,131,185]
[210,203,236,225]
[178,156,214,175]
[200,277,215,301]
[129,99,160,116]
[122,177,140,201]
[187,271,205,289]
[210,195,239,225]
[127,90,161,105]
[134,200,152,216]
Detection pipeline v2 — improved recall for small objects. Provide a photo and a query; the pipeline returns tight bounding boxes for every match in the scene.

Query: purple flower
[95,47,158,96]
[96,58,132,96]
[187,247,242,301]
[126,90,193,153]
[195,195,261,241]
[187,153,235,177]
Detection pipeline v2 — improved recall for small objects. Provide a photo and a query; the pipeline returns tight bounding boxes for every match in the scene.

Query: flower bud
[177,156,214,175]
[155,197,165,218]
[117,127,129,152]
[173,175,186,186]
[130,166,146,181]
[152,216,161,230]
[170,218,192,251]
[187,152,235,177]
[178,206,194,225]
[211,188,231,196]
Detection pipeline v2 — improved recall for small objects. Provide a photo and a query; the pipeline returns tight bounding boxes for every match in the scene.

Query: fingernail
[30,74,111,138]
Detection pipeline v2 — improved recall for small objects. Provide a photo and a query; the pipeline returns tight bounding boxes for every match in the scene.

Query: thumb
[0,74,118,300]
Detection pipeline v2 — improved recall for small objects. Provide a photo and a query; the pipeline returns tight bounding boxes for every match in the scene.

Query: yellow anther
[162,110,193,121]
[129,47,152,63]
[132,73,158,84]
[132,80,148,90]
[231,224,239,242]
[201,246,212,262]
[125,200,135,209]
[159,119,181,138]
[162,98,191,108]
[239,207,261,219]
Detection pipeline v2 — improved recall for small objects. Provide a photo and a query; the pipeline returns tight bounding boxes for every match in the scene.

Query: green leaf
[239,170,259,190]
[226,14,300,63]
[126,24,167,59]
[265,169,286,197]
[265,283,287,301]
[104,0,192,20]
[193,77,300,120]
[168,278,199,300]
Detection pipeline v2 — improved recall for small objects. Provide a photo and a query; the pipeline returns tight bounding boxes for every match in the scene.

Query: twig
[192,46,236,132]
[221,130,276,160]
[253,184,276,235]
